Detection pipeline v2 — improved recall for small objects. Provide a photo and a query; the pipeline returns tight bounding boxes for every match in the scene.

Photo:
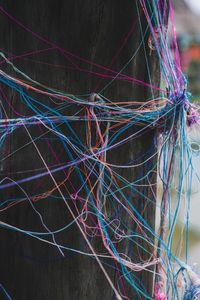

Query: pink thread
[155,293,167,300]
[154,282,167,300]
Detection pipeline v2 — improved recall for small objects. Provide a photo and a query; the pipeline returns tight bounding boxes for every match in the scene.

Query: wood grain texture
[0,1,160,299]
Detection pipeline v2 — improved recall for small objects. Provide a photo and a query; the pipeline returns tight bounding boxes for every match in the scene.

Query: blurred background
[174,0,200,98]
[167,0,200,265]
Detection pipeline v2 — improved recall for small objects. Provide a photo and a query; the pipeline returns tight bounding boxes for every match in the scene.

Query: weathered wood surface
[0,1,160,299]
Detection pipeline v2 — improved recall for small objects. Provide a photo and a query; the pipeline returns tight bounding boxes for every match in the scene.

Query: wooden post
[0,1,161,299]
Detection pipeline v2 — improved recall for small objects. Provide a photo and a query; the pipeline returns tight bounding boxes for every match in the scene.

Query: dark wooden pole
[0,1,160,299]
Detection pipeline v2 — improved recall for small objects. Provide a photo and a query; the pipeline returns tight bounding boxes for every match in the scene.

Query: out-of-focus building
[173,0,200,35]
[173,0,200,97]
